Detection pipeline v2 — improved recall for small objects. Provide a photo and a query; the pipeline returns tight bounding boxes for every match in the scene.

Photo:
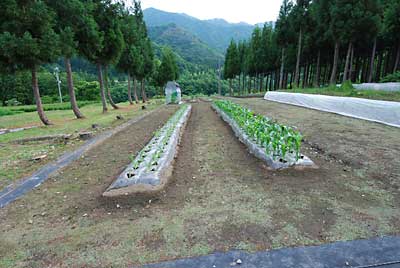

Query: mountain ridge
[144,7,256,53]
[148,23,223,68]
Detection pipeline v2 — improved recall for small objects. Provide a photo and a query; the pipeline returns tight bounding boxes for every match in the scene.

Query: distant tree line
[224,0,400,95]
[0,0,180,125]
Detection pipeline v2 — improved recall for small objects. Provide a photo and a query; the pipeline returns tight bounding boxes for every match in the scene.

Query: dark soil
[1,101,399,268]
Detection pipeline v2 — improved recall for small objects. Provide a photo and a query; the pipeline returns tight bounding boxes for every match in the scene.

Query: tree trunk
[242,74,245,94]
[307,63,313,88]
[133,78,139,104]
[282,72,286,89]
[279,48,285,89]
[313,50,321,87]
[141,79,147,103]
[330,41,340,85]
[349,45,355,82]
[327,63,333,85]
[269,73,273,91]
[362,57,370,83]
[65,57,84,119]
[104,65,119,109]
[354,57,361,83]
[97,63,108,113]
[394,42,400,73]
[250,77,253,94]
[238,76,241,94]
[229,79,233,96]
[242,73,245,94]
[343,42,352,83]
[375,52,383,82]
[321,64,327,85]
[303,64,308,88]
[383,51,391,77]
[247,76,251,94]
[368,37,377,83]
[127,73,133,105]
[294,27,302,88]
[32,66,52,125]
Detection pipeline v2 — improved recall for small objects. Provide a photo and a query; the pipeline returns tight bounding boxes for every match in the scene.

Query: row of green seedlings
[127,105,188,178]
[214,100,303,163]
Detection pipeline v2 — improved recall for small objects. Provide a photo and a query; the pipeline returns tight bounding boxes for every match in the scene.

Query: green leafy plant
[127,104,189,175]
[214,100,303,161]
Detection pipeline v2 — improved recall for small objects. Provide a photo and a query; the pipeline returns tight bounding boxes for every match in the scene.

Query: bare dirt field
[1,99,399,268]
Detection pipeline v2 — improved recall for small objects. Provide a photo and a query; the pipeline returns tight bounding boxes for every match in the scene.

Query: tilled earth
[0,100,399,268]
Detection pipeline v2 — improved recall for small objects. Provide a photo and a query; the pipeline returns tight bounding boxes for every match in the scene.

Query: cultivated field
[1,98,399,267]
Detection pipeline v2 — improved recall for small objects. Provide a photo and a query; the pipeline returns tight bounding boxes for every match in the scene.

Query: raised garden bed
[212,100,315,170]
[103,104,192,197]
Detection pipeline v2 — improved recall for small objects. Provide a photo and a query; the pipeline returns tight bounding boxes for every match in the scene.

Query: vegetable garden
[213,100,315,169]
[1,99,400,268]
[104,104,191,196]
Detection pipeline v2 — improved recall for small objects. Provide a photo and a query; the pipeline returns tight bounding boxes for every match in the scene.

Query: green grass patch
[0,100,164,186]
[0,101,97,117]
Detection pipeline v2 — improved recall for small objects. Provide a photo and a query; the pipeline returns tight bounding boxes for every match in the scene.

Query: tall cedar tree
[116,3,138,104]
[276,0,293,89]
[225,0,398,91]
[130,0,153,103]
[83,0,125,113]
[0,0,60,125]
[224,40,240,95]
[383,0,400,73]
[46,0,99,119]
[155,47,179,92]
[292,0,311,87]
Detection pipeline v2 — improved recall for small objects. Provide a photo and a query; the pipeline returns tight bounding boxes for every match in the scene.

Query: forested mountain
[144,8,255,53]
[148,24,223,68]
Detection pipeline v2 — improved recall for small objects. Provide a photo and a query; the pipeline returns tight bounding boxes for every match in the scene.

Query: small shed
[165,81,182,104]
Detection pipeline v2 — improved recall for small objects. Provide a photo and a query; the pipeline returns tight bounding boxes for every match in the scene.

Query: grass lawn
[279,86,400,102]
[0,100,164,189]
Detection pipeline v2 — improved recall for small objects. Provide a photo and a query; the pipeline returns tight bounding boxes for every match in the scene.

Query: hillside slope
[144,8,254,53]
[148,24,223,68]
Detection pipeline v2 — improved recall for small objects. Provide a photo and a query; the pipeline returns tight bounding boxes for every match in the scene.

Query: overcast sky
[139,0,282,25]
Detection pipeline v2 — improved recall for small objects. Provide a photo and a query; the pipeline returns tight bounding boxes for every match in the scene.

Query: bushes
[0,101,97,117]
[0,69,99,105]
[75,81,101,101]
[380,71,400,83]
[0,108,22,116]
[340,80,354,90]
[178,70,229,96]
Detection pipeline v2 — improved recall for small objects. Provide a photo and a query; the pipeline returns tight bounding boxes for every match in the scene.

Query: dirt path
[1,101,399,268]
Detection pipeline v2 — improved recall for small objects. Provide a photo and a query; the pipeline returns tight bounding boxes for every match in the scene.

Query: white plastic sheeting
[165,81,182,104]
[103,105,191,197]
[353,82,400,92]
[264,92,400,128]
